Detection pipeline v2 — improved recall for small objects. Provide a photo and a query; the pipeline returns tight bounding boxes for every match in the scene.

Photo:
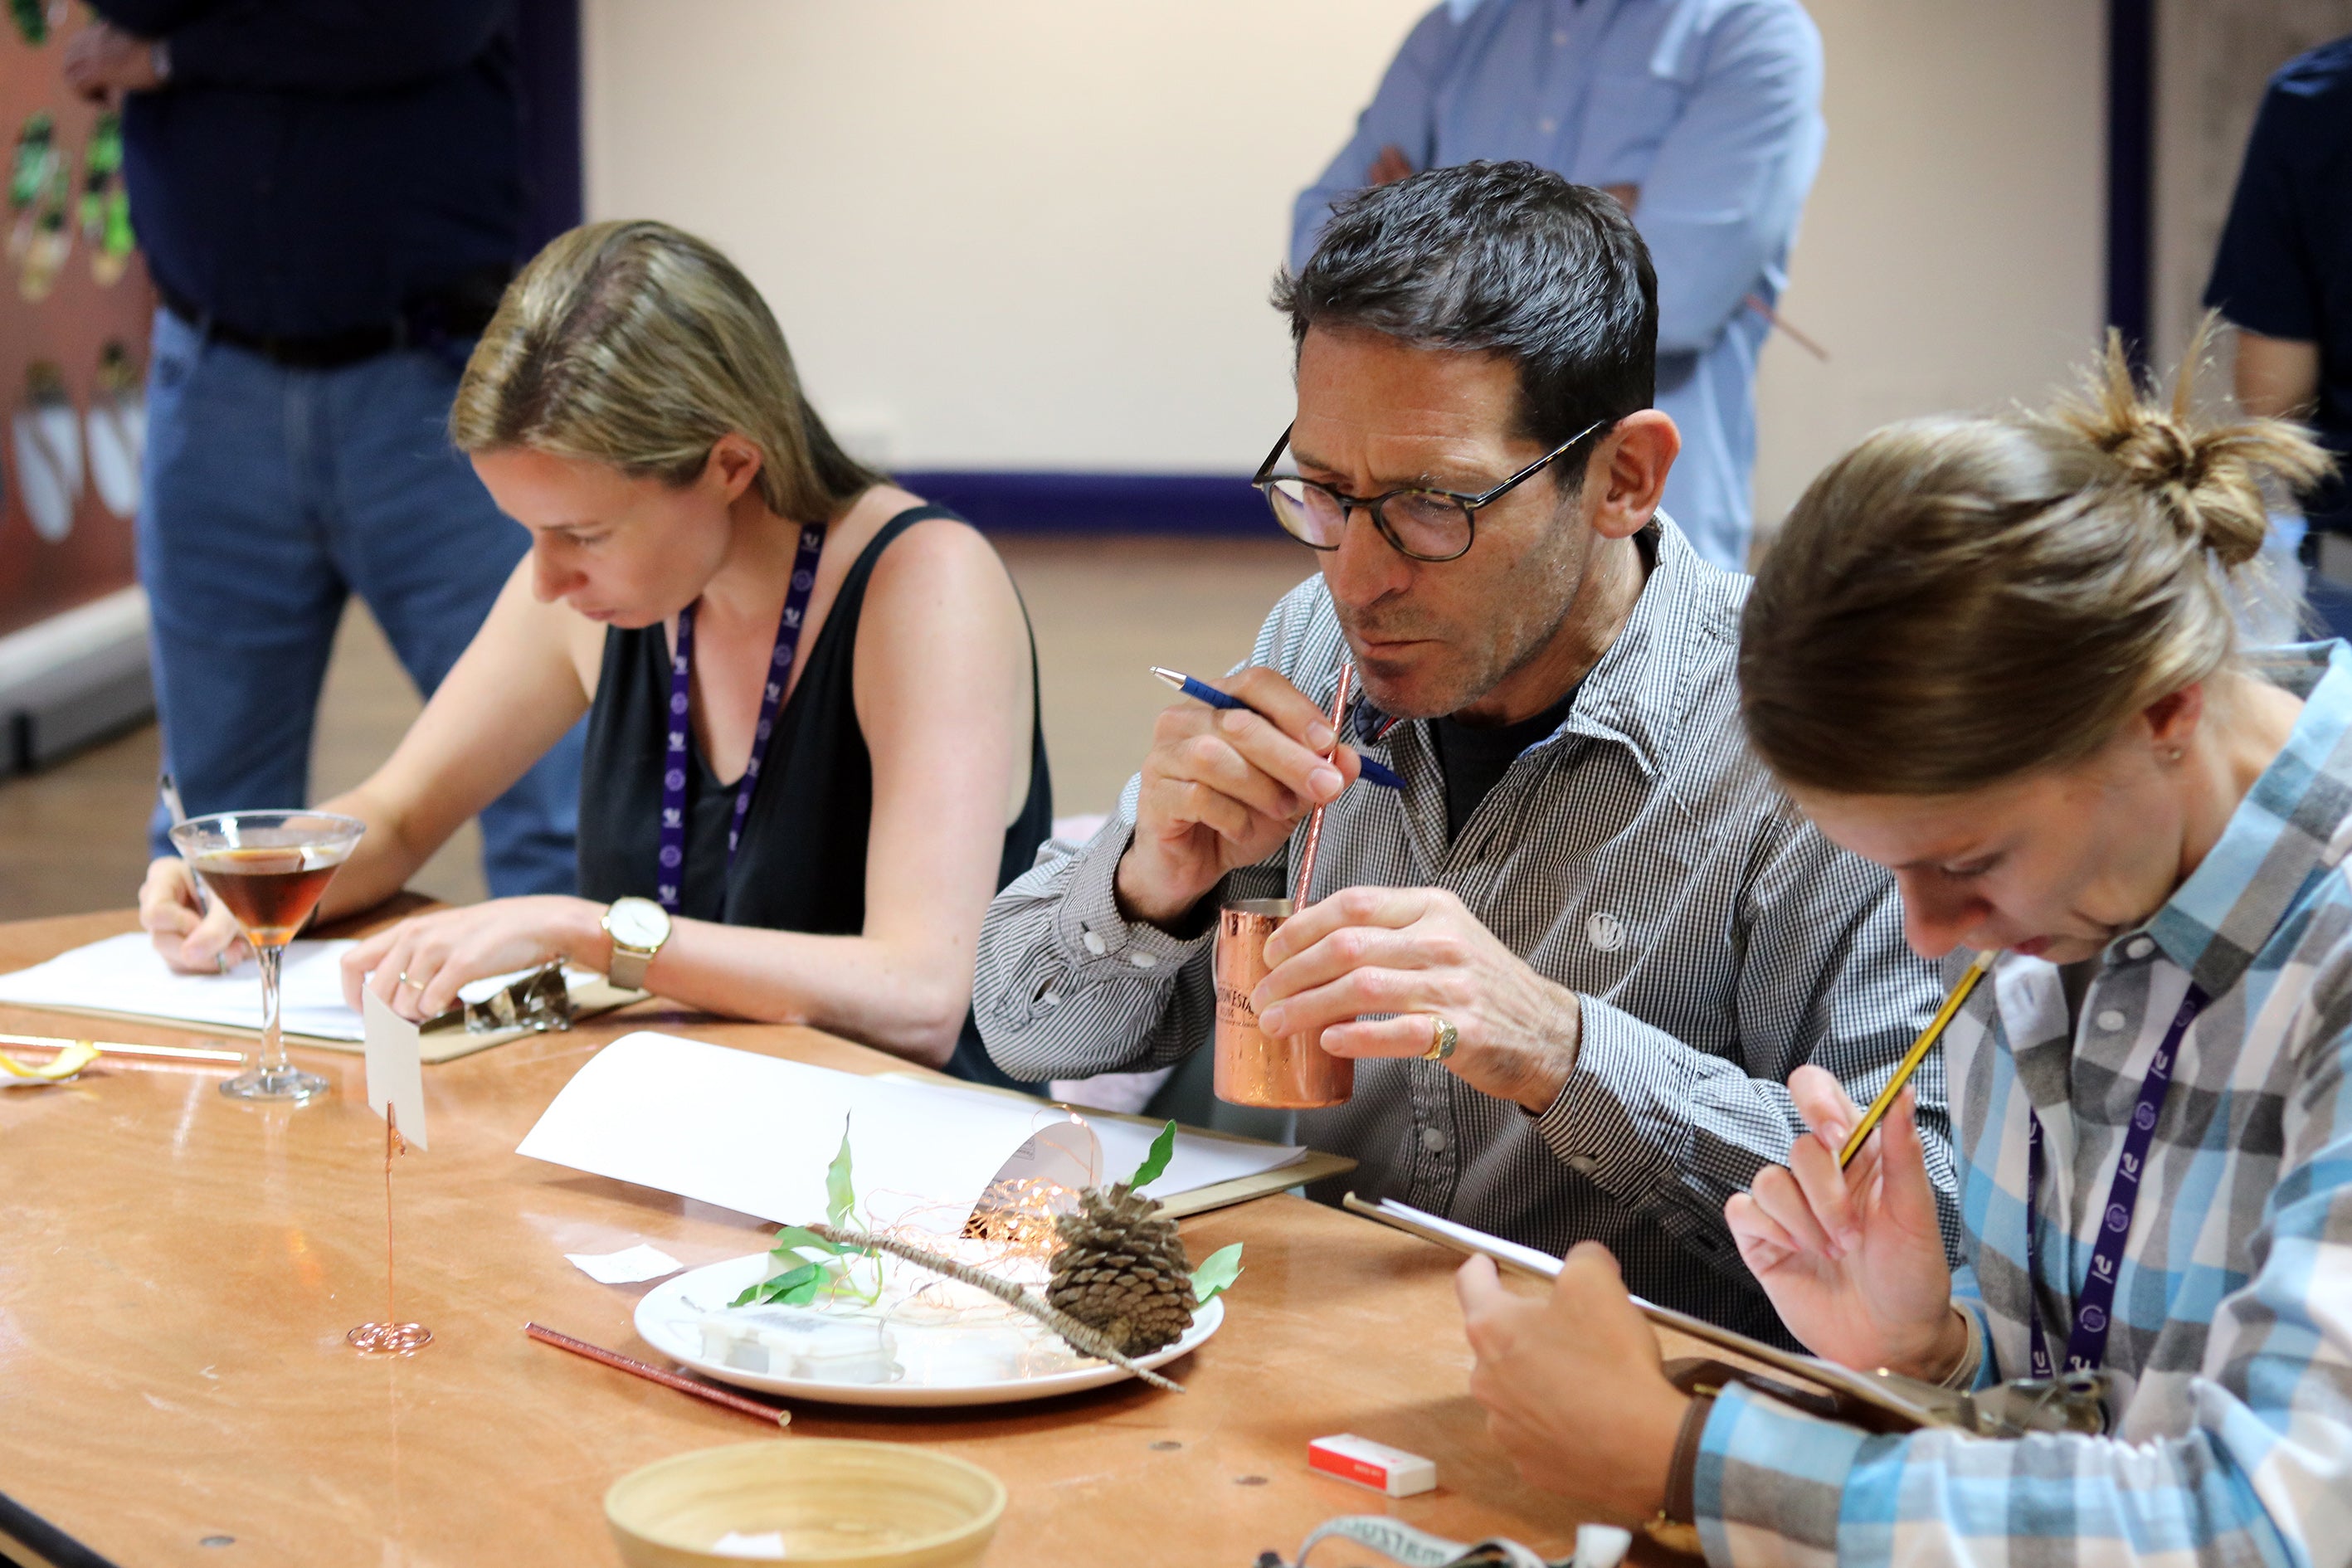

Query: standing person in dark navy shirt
[2207,33,2352,635]
[63,1,583,898]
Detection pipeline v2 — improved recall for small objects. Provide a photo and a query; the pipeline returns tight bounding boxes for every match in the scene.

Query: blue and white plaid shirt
[1700,640,2352,1568]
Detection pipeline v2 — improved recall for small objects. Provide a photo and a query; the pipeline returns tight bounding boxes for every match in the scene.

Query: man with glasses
[971,163,1942,1342]
[1291,0,1824,573]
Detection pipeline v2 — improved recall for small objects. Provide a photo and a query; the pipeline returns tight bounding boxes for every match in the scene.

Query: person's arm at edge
[1288,2,1455,273]
[2235,329,2322,422]
[621,518,1034,1067]
[1631,0,1824,358]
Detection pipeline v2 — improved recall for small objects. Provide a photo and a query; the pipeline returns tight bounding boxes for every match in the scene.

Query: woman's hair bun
[2048,318,2330,571]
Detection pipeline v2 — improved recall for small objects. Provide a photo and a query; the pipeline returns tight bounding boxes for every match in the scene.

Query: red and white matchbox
[1307,1434,1437,1497]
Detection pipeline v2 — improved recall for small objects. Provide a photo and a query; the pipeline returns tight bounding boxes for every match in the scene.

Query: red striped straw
[1291,662,1356,909]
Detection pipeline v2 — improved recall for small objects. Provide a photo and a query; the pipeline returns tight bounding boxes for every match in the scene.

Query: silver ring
[397,971,426,991]
[1423,1015,1458,1061]
[216,952,231,975]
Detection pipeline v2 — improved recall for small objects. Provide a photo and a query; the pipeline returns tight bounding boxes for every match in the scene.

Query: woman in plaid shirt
[1454,331,2352,1566]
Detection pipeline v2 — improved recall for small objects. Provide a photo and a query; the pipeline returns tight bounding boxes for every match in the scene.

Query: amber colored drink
[168,810,365,1104]
[189,847,341,947]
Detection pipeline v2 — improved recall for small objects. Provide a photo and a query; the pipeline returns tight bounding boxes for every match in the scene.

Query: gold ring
[1423,1015,1458,1061]
[397,971,426,991]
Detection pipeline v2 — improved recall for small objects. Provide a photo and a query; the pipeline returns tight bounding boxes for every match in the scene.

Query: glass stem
[256,944,285,1082]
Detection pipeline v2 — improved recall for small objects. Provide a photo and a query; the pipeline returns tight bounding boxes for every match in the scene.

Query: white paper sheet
[362,990,429,1150]
[0,933,365,1039]
[515,1032,1307,1234]
[564,1243,683,1284]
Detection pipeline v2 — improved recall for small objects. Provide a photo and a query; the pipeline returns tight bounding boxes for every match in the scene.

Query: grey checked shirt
[975,519,1951,1342]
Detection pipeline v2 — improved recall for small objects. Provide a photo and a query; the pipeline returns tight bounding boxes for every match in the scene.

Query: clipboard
[1342,1193,2108,1439]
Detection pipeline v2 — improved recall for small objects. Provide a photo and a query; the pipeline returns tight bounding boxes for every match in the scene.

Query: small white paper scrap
[563,1243,683,1285]
[712,1531,786,1560]
[361,989,428,1151]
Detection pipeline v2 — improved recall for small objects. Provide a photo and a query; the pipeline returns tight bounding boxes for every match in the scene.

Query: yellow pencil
[1837,951,1994,1168]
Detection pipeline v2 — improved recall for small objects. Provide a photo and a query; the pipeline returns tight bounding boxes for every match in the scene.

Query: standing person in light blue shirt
[1293,0,1824,571]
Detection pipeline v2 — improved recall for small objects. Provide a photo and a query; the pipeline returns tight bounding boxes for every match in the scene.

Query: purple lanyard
[2024,981,2206,1378]
[655,523,826,913]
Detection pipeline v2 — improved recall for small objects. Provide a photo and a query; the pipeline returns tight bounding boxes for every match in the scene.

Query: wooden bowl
[605,1439,1007,1568]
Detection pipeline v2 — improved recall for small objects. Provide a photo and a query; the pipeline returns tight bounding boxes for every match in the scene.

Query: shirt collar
[2144,640,2352,996]
[1346,514,1710,778]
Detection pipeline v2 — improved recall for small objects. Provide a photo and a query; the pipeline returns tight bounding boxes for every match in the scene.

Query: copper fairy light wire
[348,1104,432,1356]
[1292,661,1355,909]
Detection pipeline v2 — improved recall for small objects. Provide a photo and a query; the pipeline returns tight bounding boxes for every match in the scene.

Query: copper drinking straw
[1291,662,1355,908]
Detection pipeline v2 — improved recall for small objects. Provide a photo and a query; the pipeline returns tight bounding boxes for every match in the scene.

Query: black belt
[158,272,509,371]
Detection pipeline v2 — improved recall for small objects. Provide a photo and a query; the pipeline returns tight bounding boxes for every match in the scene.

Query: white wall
[1751,0,2106,529]
[587,0,2109,523]
[584,0,1427,474]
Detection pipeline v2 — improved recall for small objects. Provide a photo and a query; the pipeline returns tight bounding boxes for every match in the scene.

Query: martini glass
[169,811,366,1103]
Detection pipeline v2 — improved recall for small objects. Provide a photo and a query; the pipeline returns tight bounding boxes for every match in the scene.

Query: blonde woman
[137,221,1050,1083]
[1449,337,2352,1566]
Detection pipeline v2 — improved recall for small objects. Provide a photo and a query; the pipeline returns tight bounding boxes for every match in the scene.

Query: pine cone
[1046,1183,1197,1355]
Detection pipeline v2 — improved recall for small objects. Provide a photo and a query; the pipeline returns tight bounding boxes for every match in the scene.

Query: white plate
[633,1252,1222,1407]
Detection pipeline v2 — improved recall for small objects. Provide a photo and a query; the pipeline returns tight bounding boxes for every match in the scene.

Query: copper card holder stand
[1214,898,1354,1108]
[348,1103,432,1356]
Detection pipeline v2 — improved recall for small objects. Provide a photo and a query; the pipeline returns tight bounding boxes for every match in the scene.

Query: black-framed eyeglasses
[1250,417,1609,562]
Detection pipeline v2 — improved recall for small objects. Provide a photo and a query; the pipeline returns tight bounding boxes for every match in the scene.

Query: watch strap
[606,939,653,991]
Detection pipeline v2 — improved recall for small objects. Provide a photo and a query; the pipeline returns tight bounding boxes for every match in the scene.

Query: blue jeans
[137,307,584,895]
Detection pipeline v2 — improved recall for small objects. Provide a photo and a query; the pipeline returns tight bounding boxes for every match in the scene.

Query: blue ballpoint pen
[1148,666,1405,790]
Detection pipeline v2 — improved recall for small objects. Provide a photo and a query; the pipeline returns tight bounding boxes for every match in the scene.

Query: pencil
[1837,950,1994,1169]
[0,1033,245,1064]
[524,1322,791,1428]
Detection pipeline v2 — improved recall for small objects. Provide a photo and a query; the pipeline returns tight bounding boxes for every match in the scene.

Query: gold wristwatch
[600,897,671,991]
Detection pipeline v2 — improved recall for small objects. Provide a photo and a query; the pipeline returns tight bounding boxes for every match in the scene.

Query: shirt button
[1419,1127,1449,1154]
[2126,938,2154,960]
[2096,1009,2127,1031]
[1536,115,1559,134]
[1082,930,1108,956]
[1552,27,1570,45]
[1586,912,1624,952]
[1127,951,1159,969]
[1566,1154,1599,1176]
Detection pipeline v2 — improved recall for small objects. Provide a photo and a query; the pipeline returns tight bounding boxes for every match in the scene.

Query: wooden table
[0,911,1637,1568]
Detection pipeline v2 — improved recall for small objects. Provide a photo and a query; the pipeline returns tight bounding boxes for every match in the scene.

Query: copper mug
[1214,898,1354,1108]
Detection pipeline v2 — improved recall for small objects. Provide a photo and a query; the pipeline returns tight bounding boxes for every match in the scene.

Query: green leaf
[1191,1242,1244,1303]
[728,1260,823,1307]
[768,1224,855,1259]
[825,1116,856,1227]
[1127,1119,1177,1190]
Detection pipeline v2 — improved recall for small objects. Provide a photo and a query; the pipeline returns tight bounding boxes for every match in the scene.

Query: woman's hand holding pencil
[1726,1066,1966,1382]
[1115,665,1378,929]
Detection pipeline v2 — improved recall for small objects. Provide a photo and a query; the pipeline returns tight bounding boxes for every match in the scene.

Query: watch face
[609,899,669,948]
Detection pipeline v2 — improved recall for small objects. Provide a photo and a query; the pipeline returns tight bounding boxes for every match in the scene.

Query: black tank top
[577,504,1052,1088]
